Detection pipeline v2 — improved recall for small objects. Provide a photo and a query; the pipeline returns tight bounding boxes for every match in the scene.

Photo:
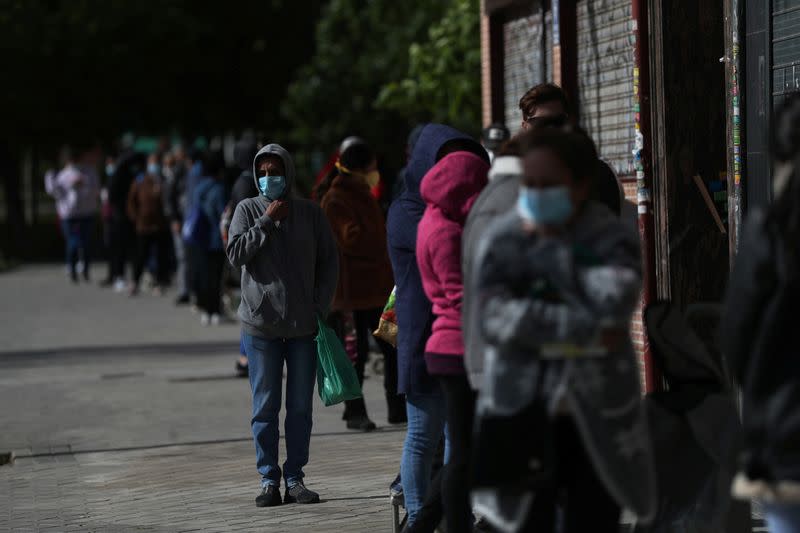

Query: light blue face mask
[105,164,116,176]
[517,186,574,226]
[147,163,161,176]
[258,175,286,200]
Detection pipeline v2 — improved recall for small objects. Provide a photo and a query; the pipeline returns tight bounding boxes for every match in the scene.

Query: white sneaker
[113,278,127,293]
[210,313,221,326]
[200,313,211,326]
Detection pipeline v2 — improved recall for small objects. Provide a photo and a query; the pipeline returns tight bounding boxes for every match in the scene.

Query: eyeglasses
[524,113,569,129]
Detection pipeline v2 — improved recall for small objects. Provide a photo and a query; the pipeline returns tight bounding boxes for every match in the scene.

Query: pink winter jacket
[417,152,490,376]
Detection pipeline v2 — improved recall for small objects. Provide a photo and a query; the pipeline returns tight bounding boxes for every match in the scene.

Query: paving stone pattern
[1,433,403,532]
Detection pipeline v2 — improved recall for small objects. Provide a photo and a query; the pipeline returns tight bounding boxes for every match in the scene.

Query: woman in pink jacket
[416,149,489,532]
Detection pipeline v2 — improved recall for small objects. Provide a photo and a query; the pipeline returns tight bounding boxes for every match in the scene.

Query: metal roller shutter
[773,0,800,107]
[503,4,553,134]
[576,0,635,179]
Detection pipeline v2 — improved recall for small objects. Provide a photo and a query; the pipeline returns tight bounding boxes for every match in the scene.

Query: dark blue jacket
[387,124,477,395]
[193,177,227,251]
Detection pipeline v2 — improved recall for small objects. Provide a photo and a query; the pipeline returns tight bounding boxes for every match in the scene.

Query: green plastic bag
[315,317,363,406]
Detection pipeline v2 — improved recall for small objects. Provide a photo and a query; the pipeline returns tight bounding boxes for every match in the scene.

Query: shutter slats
[576,0,635,179]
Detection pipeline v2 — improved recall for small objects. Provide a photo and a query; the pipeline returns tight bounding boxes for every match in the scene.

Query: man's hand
[266,200,289,221]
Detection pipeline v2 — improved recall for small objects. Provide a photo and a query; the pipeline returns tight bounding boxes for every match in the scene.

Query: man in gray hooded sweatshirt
[227,144,339,508]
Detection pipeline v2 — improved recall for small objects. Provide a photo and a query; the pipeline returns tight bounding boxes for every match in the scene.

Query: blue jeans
[401,390,450,525]
[61,216,94,275]
[766,503,800,533]
[242,332,317,488]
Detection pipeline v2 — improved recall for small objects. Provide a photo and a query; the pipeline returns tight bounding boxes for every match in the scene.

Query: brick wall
[623,180,648,389]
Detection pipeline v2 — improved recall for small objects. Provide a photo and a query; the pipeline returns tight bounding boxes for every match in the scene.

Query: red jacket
[416,152,489,376]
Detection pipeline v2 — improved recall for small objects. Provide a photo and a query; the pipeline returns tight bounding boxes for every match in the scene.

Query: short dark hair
[518,125,598,183]
[518,83,570,120]
[340,140,375,172]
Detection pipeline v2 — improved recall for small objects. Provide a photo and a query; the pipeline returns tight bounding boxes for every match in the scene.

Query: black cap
[481,123,510,151]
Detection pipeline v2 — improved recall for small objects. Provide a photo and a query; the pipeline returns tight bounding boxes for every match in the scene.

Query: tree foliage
[375,0,481,136]
[280,0,450,173]
[0,0,322,147]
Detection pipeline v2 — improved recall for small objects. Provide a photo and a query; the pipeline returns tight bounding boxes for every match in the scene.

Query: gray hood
[252,143,296,198]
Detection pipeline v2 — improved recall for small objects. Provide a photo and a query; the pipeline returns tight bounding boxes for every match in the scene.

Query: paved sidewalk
[1,432,404,532]
[0,266,405,532]
[0,266,767,532]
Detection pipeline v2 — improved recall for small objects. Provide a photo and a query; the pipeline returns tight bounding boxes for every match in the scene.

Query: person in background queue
[127,153,171,296]
[481,123,510,163]
[222,136,260,377]
[46,145,100,284]
[192,154,228,326]
[320,136,404,431]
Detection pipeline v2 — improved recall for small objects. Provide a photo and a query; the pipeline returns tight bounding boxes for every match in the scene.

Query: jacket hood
[488,155,522,181]
[405,124,477,200]
[421,152,489,223]
[252,144,296,197]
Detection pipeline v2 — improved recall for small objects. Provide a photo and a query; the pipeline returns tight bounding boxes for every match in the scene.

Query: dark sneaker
[255,485,282,507]
[347,414,377,432]
[235,360,249,378]
[284,482,320,504]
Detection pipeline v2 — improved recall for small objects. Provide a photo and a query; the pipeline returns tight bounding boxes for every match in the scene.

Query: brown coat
[127,174,166,234]
[321,174,394,311]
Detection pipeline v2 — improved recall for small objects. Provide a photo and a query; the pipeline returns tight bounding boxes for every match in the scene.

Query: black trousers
[195,250,225,315]
[133,231,170,286]
[439,374,477,533]
[520,417,621,533]
[108,215,133,280]
[329,308,402,418]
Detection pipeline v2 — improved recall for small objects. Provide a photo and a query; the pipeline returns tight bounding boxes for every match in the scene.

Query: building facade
[480,0,800,390]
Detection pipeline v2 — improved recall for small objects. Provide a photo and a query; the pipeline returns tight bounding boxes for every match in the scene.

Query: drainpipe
[632,0,660,393]
[726,0,744,257]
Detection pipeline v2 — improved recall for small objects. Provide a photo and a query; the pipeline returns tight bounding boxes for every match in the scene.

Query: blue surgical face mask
[517,186,574,226]
[105,164,116,176]
[258,175,286,200]
[147,163,161,176]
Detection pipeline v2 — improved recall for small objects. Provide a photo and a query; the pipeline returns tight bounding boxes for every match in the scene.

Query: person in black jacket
[220,137,260,377]
[723,92,800,533]
[165,146,190,304]
[105,144,145,292]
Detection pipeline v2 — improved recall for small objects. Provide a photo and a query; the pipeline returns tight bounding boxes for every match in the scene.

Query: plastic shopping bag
[315,316,363,406]
[372,287,398,347]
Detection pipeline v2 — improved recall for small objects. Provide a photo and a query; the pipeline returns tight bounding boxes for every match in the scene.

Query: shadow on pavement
[0,341,238,362]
